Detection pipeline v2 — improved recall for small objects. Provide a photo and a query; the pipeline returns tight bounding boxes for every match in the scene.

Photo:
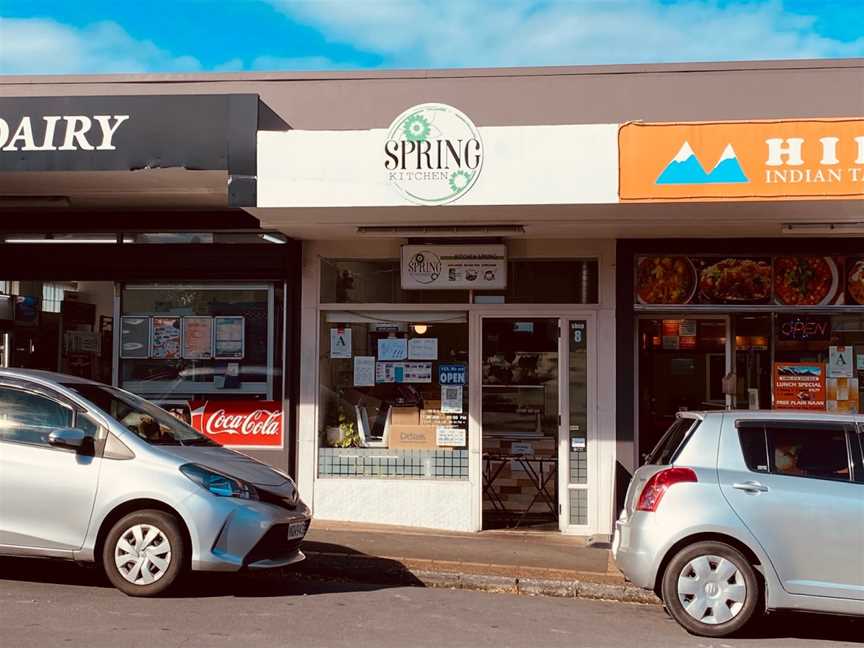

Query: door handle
[732,481,769,493]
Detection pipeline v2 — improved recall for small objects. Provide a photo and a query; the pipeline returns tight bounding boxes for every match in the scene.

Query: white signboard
[401,244,506,290]
[829,346,854,378]
[408,337,438,360]
[353,356,375,387]
[436,427,467,447]
[330,327,352,358]
[257,124,619,208]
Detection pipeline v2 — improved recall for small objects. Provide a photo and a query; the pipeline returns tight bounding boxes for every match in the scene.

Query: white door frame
[471,309,599,534]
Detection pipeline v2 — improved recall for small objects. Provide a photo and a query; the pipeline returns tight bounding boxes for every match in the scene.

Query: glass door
[480,317,559,530]
[478,313,597,533]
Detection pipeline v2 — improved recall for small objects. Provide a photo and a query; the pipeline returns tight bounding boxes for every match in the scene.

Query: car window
[765,424,851,482]
[738,426,769,472]
[0,385,74,447]
[646,417,698,465]
[76,412,105,440]
[64,383,217,447]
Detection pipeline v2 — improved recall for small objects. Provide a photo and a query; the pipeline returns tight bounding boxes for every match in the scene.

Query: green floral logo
[403,113,431,142]
[384,103,484,206]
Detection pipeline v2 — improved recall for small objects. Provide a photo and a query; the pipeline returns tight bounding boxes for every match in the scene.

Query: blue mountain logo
[656,141,749,185]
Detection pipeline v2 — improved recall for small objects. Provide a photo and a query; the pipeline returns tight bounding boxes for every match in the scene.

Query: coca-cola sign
[189,400,283,448]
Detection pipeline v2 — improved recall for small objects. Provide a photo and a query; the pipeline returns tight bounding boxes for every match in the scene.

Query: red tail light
[636,467,697,512]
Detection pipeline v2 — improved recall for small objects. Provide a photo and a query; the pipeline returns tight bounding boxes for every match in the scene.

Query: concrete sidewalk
[295,521,659,605]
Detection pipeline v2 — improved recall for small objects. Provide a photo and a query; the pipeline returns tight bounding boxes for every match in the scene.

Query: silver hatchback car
[0,369,311,596]
[613,410,863,637]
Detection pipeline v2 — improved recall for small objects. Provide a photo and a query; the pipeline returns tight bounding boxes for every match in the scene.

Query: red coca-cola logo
[189,400,283,447]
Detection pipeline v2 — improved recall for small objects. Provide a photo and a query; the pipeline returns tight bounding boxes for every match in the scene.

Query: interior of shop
[0,281,114,383]
[0,280,284,421]
[632,251,864,460]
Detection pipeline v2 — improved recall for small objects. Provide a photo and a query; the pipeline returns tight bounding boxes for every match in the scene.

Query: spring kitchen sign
[384,103,483,205]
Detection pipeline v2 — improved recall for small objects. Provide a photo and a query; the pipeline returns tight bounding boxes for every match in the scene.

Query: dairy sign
[189,400,283,448]
[619,119,864,201]
[401,244,506,290]
[384,103,483,205]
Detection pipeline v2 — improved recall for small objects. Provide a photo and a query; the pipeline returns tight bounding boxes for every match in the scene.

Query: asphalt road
[1,558,861,648]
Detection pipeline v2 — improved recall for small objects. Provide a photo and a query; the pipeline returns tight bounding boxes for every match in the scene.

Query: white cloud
[0,17,203,74]
[270,0,864,67]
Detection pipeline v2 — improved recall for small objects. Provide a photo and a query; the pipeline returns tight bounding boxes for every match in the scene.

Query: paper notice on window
[378,337,408,360]
[408,337,438,360]
[330,327,352,358]
[436,427,466,447]
[353,356,375,387]
[376,362,395,383]
[441,385,463,413]
[828,346,854,378]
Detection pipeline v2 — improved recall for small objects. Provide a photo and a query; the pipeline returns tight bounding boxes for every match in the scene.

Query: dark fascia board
[0,93,288,207]
[0,58,861,85]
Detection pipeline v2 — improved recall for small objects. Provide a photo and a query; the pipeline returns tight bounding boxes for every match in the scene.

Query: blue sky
[0,1,862,74]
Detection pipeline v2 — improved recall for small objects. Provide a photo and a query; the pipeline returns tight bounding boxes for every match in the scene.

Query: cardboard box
[390,406,420,426]
[388,424,437,449]
[422,399,442,411]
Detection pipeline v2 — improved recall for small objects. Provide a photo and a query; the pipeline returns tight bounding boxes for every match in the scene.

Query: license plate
[287,522,307,540]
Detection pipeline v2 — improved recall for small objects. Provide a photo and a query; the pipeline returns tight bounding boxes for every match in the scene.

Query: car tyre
[103,509,185,597]
[661,541,759,638]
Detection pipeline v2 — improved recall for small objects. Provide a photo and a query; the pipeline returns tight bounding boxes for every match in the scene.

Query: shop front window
[638,318,727,458]
[318,312,469,480]
[119,284,284,434]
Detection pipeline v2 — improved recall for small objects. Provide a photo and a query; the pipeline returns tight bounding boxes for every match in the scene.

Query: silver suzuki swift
[0,369,311,596]
[613,410,864,637]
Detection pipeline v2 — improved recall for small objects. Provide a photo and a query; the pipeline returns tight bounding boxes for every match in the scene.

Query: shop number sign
[439,363,466,385]
[189,400,283,448]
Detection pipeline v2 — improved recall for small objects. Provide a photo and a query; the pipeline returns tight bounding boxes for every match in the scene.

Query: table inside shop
[482,452,558,528]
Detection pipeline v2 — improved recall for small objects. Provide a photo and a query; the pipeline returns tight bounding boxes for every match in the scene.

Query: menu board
[773,362,826,410]
[214,316,244,360]
[636,255,858,306]
[182,317,213,360]
[151,317,181,359]
[120,317,150,359]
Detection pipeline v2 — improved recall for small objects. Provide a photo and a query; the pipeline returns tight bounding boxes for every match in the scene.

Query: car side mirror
[48,427,88,451]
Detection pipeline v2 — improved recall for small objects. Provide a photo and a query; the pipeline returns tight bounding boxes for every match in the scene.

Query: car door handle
[733,481,769,493]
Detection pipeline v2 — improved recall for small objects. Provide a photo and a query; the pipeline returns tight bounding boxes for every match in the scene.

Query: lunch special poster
[773,362,827,410]
[636,255,853,306]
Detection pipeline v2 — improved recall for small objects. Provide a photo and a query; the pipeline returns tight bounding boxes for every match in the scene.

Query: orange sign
[773,363,826,411]
[620,119,864,201]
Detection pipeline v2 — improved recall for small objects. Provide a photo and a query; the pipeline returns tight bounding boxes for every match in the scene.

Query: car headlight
[180,463,259,500]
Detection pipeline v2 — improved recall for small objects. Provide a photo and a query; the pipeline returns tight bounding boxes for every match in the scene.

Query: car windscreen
[64,383,217,447]
[646,417,698,465]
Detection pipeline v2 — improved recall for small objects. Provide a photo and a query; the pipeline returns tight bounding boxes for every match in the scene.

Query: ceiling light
[357,225,525,237]
[260,233,287,244]
[4,237,117,244]
[412,324,428,335]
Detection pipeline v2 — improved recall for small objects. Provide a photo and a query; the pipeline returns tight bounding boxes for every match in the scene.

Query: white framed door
[558,315,598,534]
[472,309,599,534]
